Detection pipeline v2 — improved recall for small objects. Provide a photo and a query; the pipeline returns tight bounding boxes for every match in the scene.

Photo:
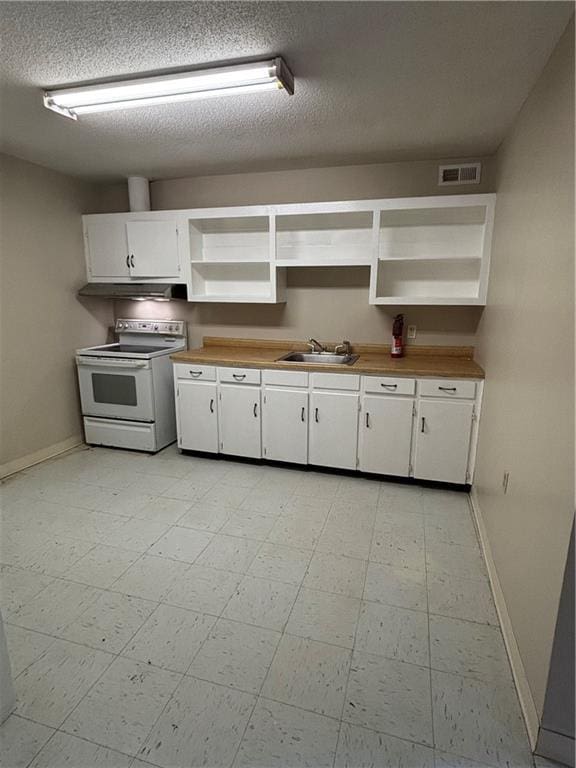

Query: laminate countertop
[172,338,485,379]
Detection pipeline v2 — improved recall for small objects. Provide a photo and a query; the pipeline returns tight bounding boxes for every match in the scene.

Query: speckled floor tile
[434,751,495,768]
[0,564,53,614]
[303,552,367,598]
[432,669,533,767]
[28,731,132,768]
[344,650,433,746]
[262,634,351,718]
[234,698,339,767]
[425,511,478,547]
[8,579,102,634]
[164,564,242,614]
[64,544,139,588]
[4,624,54,677]
[370,513,425,571]
[61,656,181,756]
[363,561,427,611]
[147,526,213,563]
[0,715,54,768]
[188,617,280,694]
[355,601,429,666]
[176,499,234,532]
[223,575,299,631]
[123,603,215,672]
[195,534,262,573]
[267,512,326,550]
[201,483,251,508]
[316,518,373,560]
[286,588,361,648]
[428,572,498,625]
[139,676,255,768]
[61,591,156,653]
[111,554,190,602]
[248,543,312,585]
[129,496,191,525]
[426,541,487,581]
[103,518,169,553]
[292,472,342,500]
[15,638,113,727]
[430,615,512,682]
[161,476,213,503]
[335,722,434,767]
[240,487,296,515]
[220,509,278,540]
[101,489,156,518]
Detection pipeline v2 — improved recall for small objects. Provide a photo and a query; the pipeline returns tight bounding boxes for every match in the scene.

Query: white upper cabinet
[126,221,180,278]
[83,193,494,303]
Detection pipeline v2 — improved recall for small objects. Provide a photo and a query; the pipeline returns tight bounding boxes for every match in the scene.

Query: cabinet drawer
[262,369,308,388]
[363,376,415,396]
[174,363,216,381]
[418,379,477,399]
[218,367,261,385]
[310,372,360,391]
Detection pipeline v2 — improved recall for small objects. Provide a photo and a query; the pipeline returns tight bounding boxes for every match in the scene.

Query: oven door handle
[76,357,149,369]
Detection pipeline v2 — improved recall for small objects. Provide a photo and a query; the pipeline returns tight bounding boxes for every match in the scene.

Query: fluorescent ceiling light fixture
[44,57,294,120]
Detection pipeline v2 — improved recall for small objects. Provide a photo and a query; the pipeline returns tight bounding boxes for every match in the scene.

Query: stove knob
[118,322,124,329]
[154,324,159,330]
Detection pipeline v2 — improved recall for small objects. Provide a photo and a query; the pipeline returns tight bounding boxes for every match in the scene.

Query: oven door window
[92,373,138,406]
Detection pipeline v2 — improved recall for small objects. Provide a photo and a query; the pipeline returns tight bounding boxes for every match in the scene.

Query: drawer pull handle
[421,417,426,433]
[438,386,457,392]
[314,407,319,423]
[380,383,397,389]
[130,254,135,268]
[365,412,370,428]
[189,370,203,377]
[233,373,247,381]
[253,402,258,418]
[209,398,214,413]
[301,406,305,422]
[125,254,130,268]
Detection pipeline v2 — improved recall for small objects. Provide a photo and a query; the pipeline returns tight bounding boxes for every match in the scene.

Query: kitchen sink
[277,351,359,365]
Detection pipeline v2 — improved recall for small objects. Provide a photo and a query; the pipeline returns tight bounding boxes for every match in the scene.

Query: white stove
[76,319,187,452]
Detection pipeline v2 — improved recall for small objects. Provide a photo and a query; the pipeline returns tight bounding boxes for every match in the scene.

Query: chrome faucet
[334,340,352,356]
[307,338,326,353]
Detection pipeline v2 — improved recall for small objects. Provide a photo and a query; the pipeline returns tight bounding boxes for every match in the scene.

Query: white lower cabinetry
[358,396,414,476]
[219,384,262,458]
[173,365,482,485]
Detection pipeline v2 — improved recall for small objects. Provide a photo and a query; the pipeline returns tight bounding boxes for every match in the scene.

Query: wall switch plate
[502,472,510,494]
[407,325,417,340]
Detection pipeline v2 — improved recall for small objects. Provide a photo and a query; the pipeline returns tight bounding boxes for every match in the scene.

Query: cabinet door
[413,400,474,484]
[176,381,218,453]
[359,396,413,476]
[126,221,180,278]
[309,391,359,470]
[219,385,261,458]
[263,387,308,464]
[84,219,128,278]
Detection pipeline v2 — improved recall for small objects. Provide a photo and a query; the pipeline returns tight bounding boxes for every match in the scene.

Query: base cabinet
[262,387,308,464]
[413,399,474,484]
[219,385,262,458]
[176,381,218,453]
[309,391,360,470]
[359,396,414,476]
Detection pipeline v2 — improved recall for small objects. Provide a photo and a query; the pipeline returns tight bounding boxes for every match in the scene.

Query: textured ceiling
[0,1,572,181]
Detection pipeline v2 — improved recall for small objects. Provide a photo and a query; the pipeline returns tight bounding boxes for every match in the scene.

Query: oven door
[76,356,155,422]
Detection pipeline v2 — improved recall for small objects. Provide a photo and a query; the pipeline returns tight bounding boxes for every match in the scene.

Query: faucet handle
[335,340,352,355]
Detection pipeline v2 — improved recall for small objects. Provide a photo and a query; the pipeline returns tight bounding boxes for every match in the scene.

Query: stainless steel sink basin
[277,351,359,365]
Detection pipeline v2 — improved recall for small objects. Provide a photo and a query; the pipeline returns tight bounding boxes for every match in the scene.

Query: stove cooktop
[89,344,168,354]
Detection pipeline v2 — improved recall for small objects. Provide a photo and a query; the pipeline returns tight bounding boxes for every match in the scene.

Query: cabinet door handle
[189,371,202,378]
[365,412,370,428]
[301,406,305,422]
[380,383,397,390]
[314,408,319,423]
[233,374,246,381]
[253,402,258,418]
[125,254,130,268]
[130,254,135,268]
[209,398,214,413]
[438,386,456,392]
[421,417,426,433]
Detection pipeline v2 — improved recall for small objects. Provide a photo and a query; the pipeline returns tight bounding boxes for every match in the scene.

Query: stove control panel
[115,319,186,336]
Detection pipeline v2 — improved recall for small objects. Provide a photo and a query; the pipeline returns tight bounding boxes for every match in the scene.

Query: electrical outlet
[407,325,417,340]
[502,472,510,494]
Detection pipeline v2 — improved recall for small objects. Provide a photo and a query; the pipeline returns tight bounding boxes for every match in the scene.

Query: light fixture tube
[44,58,294,120]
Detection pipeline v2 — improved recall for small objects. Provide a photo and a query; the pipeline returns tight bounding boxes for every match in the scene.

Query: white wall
[474,17,574,722]
[0,154,114,474]
[116,156,494,347]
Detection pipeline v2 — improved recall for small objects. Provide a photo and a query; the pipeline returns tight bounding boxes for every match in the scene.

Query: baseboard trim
[536,726,575,767]
[469,487,540,750]
[0,435,85,479]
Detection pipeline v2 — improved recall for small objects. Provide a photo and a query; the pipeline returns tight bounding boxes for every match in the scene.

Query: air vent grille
[438,163,481,186]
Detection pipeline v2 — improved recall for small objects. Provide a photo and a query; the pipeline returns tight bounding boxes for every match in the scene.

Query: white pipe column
[127,176,151,212]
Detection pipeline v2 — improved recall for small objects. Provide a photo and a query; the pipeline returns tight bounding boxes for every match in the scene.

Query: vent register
[438,163,481,186]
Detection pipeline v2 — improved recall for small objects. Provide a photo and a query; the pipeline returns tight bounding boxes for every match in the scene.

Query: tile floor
[0,444,537,768]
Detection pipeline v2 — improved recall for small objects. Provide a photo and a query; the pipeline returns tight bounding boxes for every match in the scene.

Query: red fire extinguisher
[391,314,404,358]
